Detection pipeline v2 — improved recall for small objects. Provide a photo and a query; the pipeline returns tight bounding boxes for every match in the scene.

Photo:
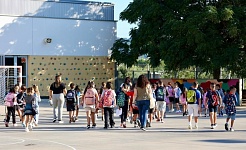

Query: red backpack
[84,89,96,105]
[102,90,114,107]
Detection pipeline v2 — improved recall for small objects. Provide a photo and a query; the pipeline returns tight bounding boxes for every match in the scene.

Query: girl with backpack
[4,87,17,127]
[100,82,116,129]
[83,81,99,129]
[33,85,41,126]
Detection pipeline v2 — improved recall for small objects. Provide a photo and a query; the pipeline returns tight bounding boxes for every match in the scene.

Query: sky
[84,0,134,38]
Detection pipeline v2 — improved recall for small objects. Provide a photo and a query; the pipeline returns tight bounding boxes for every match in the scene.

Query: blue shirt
[223,93,237,114]
[206,90,220,105]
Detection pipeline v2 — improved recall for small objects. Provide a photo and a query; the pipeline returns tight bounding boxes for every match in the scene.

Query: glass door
[4,55,28,86]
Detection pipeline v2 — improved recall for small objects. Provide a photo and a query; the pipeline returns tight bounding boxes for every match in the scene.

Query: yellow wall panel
[28,56,115,96]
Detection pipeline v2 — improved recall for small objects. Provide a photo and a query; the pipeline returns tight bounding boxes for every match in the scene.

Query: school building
[0,0,116,96]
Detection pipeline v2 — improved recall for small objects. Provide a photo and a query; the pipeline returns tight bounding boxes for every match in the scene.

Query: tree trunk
[213,68,221,79]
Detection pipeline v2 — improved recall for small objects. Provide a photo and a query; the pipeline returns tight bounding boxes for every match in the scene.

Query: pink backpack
[84,89,96,105]
[4,93,14,107]
[102,90,114,107]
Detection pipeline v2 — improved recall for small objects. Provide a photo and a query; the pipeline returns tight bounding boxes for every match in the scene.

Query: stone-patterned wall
[28,56,115,96]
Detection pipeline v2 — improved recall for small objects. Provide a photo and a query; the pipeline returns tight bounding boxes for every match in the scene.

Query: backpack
[84,89,95,105]
[211,91,219,106]
[117,91,125,107]
[224,94,236,114]
[155,87,165,101]
[187,89,196,103]
[4,93,14,107]
[102,90,114,107]
[66,90,76,103]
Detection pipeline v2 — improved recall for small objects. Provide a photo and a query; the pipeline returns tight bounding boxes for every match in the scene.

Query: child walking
[224,86,237,132]
[23,87,36,132]
[66,83,77,123]
[33,85,41,126]
[100,82,116,129]
[4,87,17,127]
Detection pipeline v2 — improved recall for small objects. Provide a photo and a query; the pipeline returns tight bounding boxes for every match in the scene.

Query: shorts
[67,103,75,111]
[24,109,35,116]
[133,109,139,114]
[174,98,180,104]
[85,105,96,113]
[149,108,154,114]
[188,104,199,117]
[156,101,166,112]
[169,97,174,103]
[227,113,236,120]
[208,105,218,113]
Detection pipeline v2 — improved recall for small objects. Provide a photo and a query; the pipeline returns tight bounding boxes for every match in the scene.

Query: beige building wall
[28,56,115,96]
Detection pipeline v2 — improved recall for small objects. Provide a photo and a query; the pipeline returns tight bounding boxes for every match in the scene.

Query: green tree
[111,0,246,78]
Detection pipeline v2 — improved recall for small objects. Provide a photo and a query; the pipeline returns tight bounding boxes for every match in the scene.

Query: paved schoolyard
[0,100,246,150]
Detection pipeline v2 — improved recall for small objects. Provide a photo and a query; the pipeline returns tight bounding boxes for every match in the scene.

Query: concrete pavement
[0,100,246,150]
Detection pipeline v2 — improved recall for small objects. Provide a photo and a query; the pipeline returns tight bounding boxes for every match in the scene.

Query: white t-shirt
[101,89,116,108]
[174,87,181,98]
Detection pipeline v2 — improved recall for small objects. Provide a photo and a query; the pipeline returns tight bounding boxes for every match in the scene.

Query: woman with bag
[132,75,152,131]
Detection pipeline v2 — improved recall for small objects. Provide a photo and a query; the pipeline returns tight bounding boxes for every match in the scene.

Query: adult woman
[120,77,131,128]
[49,75,67,123]
[132,75,151,131]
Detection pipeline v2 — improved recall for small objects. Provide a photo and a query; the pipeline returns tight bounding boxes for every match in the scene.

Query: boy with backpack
[66,83,78,123]
[187,82,201,129]
[205,83,222,129]
[223,86,237,132]
[155,80,166,123]
[100,82,116,129]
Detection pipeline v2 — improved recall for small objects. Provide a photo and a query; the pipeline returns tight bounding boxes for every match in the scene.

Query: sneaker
[75,117,78,121]
[69,120,72,124]
[141,128,146,131]
[73,116,76,122]
[25,128,29,132]
[160,119,164,123]
[22,123,26,128]
[13,123,18,127]
[52,119,56,123]
[136,119,141,127]
[188,125,192,129]
[110,125,115,128]
[103,127,108,129]
[134,122,138,128]
[5,123,9,127]
[225,123,229,131]
[92,123,96,128]
[156,119,160,122]
[122,123,126,128]
[230,128,234,132]
[194,124,198,129]
[211,124,214,129]
[171,109,175,112]
[214,123,218,128]
[87,125,90,129]
[58,120,64,123]
[29,124,33,131]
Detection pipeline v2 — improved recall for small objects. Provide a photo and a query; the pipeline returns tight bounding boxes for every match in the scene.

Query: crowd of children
[3,75,238,132]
